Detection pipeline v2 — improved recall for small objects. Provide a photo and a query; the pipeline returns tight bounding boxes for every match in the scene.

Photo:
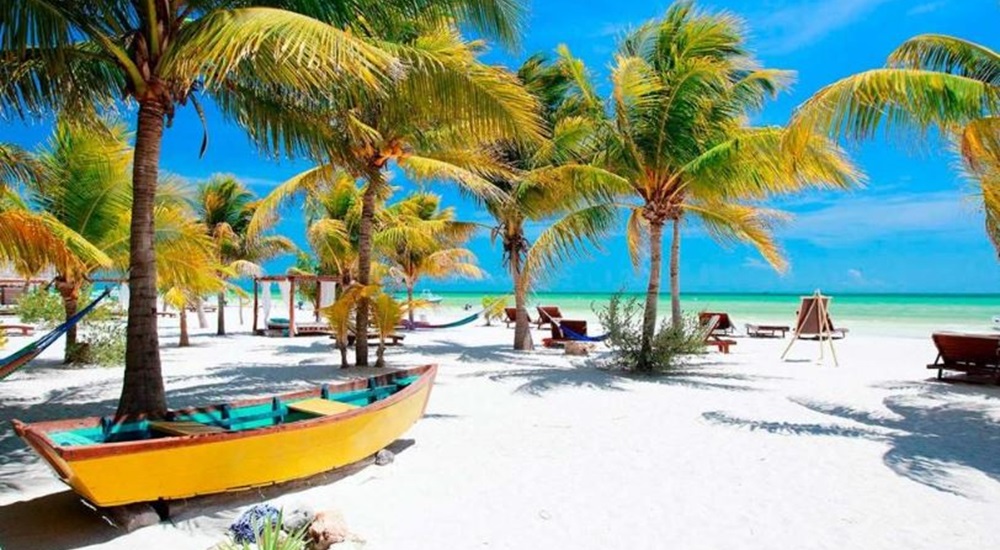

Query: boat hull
[13,365,435,507]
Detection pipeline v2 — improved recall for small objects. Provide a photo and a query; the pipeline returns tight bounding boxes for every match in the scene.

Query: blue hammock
[404,310,482,330]
[0,288,112,380]
[560,322,610,343]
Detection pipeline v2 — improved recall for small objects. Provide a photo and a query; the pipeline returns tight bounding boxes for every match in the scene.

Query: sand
[1,306,999,549]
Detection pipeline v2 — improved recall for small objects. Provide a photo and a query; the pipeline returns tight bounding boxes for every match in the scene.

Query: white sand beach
[1,306,999,550]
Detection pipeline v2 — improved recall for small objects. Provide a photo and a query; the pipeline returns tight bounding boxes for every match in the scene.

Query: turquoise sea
[422,291,1000,338]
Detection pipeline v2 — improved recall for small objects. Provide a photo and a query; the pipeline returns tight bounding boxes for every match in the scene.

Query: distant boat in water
[420,289,443,304]
[993,316,1000,331]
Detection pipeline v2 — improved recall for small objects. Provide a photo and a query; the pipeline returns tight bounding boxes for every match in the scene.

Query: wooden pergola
[252,275,339,337]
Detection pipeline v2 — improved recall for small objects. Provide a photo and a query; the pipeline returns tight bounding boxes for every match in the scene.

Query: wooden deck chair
[698,312,736,336]
[542,319,588,348]
[504,307,532,328]
[781,291,842,366]
[536,306,563,329]
[927,332,1000,384]
[701,315,737,354]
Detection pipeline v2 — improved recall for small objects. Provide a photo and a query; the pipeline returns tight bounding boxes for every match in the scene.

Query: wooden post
[288,277,296,337]
[252,278,259,334]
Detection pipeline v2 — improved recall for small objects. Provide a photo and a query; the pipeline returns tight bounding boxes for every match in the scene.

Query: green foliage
[218,512,309,550]
[15,288,63,327]
[78,320,127,368]
[481,295,508,326]
[595,293,704,373]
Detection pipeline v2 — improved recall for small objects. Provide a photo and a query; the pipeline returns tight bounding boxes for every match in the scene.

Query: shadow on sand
[703,382,1000,497]
[0,439,416,550]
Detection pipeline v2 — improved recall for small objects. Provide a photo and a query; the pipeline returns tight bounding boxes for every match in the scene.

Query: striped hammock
[404,310,482,330]
[0,288,112,380]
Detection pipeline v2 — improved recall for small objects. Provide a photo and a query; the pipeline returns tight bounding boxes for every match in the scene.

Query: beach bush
[15,288,64,327]
[481,295,508,326]
[595,293,704,373]
[79,321,127,367]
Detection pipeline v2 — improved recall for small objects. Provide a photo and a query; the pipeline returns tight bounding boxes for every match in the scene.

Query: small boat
[993,316,1000,331]
[420,289,443,304]
[13,365,436,507]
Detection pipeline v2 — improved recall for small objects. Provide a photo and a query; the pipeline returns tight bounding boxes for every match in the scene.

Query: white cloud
[743,257,771,270]
[754,0,895,54]
[781,190,982,246]
[906,1,945,16]
[846,268,864,280]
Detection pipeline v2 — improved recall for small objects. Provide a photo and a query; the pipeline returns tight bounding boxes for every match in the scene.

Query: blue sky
[2,0,998,294]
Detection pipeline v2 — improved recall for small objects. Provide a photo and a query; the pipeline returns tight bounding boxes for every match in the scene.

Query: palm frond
[685,201,788,272]
[523,203,619,285]
[889,34,1000,86]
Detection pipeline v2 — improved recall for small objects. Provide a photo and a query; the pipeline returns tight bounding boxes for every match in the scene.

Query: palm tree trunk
[640,221,665,371]
[354,172,382,366]
[669,217,682,330]
[117,99,168,418]
[238,296,244,325]
[216,290,226,336]
[62,294,79,364]
[511,250,533,351]
[407,283,415,325]
[376,338,386,368]
[179,306,190,347]
[338,342,349,369]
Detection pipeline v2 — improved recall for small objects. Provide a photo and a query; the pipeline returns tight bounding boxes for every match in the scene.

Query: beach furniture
[927,332,1000,383]
[781,291,844,366]
[745,324,790,338]
[13,365,436,507]
[536,306,563,329]
[347,331,406,346]
[701,315,737,354]
[504,307,532,328]
[698,312,736,336]
[542,319,588,348]
[1,290,111,380]
[0,324,34,336]
[266,317,332,337]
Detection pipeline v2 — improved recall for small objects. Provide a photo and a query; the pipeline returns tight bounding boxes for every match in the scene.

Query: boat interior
[46,375,420,447]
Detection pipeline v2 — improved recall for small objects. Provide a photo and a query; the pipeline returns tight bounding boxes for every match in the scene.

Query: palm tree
[581,3,861,369]
[382,193,483,324]
[0,0,523,417]
[480,51,626,350]
[249,21,542,366]
[790,33,1000,250]
[195,175,293,336]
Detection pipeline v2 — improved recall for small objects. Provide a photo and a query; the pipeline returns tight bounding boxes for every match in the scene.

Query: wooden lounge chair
[504,307,532,328]
[536,306,563,329]
[745,323,790,338]
[702,315,737,354]
[698,312,736,336]
[927,332,1000,384]
[542,319,588,348]
[0,324,34,336]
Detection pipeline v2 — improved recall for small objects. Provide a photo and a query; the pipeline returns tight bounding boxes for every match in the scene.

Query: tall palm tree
[480,51,626,351]
[790,33,1000,250]
[579,3,861,369]
[382,192,483,324]
[0,0,523,417]
[249,23,543,366]
[195,175,293,336]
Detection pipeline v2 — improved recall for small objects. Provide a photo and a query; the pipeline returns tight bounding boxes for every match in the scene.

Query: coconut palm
[0,0,525,416]
[195,175,293,336]
[382,193,483,324]
[790,33,1000,251]
[479,51,626,350]
[578,3,861,369]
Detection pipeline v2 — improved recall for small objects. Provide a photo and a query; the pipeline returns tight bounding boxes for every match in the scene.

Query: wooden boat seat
[149,420,225,436]
[288,398,359,416]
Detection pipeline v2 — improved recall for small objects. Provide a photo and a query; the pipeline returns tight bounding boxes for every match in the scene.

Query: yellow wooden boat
[12,365,436,507]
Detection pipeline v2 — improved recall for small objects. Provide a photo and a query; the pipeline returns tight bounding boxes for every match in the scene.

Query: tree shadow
[703,384,1000,497]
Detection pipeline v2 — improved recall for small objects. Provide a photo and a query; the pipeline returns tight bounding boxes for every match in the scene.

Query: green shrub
[16,287,64,327]
[79,321,127,367]
[219,512,310,550]
[594,293,704,373]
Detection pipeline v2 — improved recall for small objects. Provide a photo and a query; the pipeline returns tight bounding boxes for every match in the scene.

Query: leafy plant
[595,293,704,373]
[79,320,127,367]
[16,288,64,327]
[369,292,403,368]
[220,511,309,550]
[481,295,508,326]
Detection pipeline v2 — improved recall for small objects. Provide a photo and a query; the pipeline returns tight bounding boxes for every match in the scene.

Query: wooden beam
[288,277,296,337]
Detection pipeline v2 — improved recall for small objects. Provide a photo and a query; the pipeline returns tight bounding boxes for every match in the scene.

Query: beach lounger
[504,307,532,328]
[702,315,737,354]
[699,312,736,336]
[536,306,563,329]
[927,332,1000,384]
[542,319,588,348]
[0,324,34,336]
[745,324,790,338]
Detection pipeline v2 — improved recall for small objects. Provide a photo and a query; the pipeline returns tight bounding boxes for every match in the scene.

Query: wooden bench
[287,398,358,416]
[0,324,34,336]
[149,420,225,436]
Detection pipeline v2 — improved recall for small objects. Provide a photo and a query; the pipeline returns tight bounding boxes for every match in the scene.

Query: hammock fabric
[559,322,610,343]
[0,288,111,380]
